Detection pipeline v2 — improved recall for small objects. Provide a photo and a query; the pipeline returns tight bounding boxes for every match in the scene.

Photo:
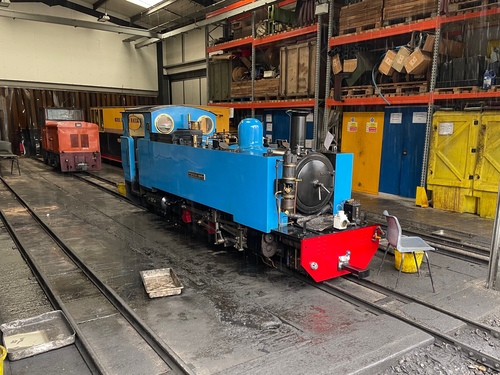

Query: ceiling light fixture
[0,0,11,8]
[126,0,163,9]
[97,13,110,22]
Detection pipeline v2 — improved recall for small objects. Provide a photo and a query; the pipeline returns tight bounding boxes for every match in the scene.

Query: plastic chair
[0,141,21,176]
[377,210,435,292]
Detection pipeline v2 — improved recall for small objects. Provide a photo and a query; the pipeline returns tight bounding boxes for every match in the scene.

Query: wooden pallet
[339,22,382,35]
[253,95,283,101]
[490,85,500,92]
[447,0,499,13]
[383,12,435,26]
[334,81,428,98]
[339,85,375,98]
[230,97,252,101]
[376,82,428,96]
[280,93,315,99]
[434,86,481,94]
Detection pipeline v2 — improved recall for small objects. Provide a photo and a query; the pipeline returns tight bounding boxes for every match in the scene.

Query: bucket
[116,183,126,196]
[0,345,7,375]
[394,250,423,273]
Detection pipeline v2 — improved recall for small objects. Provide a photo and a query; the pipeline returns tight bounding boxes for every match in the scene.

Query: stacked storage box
[339,0,383,35]
[383,0,437,24]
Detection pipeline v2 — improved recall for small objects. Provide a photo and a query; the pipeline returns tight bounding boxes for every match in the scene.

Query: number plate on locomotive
[188,171,206,180]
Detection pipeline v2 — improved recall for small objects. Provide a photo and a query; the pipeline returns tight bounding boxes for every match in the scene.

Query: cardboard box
[404,48,432,76]
[343,58,358,73]
[422,35,464,58]
[392,46,411,73]
[332,54,342,74]
[378,50,397,75]
[444,39,465,58]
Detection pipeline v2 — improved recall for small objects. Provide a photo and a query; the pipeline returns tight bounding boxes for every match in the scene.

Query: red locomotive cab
[42,121,101,172]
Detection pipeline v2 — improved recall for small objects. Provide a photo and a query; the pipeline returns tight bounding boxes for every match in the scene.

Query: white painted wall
[171,77,207,105]
[164,26,220,105]
[0,3,157,94]
[164,27,213,66]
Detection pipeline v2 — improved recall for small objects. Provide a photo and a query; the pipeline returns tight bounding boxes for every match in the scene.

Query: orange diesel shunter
[41,121,101,172]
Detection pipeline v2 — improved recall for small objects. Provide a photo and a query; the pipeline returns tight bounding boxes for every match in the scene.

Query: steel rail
[374,222,490,263]
[0,177,192,375]
[284,267,500,372]
[0,178,104,375]
[347,276,500,339]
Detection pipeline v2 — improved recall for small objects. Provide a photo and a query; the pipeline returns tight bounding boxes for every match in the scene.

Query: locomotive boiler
[121,105,380,282]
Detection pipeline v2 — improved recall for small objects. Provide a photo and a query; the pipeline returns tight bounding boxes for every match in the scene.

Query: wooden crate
[231,78,280,99]
[383,0,437,25]
[339,0,383,35]
[279,41,317,97]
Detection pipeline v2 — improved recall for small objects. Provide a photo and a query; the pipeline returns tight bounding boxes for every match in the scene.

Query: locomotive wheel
[261,233,277,258]
[295,152,334,214]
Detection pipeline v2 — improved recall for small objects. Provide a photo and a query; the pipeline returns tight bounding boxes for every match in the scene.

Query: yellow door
[473,112,500,218]
[427,111,480,213]
[341,112,384,194]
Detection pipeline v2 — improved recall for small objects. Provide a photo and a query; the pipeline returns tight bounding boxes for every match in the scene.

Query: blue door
[263,110,314,147]
[379,107,428,198]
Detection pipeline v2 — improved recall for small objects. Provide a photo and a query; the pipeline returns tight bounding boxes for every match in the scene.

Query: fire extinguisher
[18,127,26,155]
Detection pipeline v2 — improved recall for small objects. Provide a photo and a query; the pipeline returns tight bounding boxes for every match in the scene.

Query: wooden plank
[231,78,280,98]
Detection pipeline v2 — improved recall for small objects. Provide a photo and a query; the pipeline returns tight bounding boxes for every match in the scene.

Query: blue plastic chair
[377,210,435,292]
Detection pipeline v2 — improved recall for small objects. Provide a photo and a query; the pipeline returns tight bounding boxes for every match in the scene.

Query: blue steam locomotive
[121,105,381,282]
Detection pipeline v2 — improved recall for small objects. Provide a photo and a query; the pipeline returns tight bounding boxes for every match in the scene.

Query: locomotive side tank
[121,105,380,282]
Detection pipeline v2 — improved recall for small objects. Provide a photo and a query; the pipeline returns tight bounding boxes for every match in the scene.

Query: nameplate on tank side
[188,171,206,180]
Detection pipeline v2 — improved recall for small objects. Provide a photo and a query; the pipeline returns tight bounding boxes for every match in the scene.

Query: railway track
[72,172,130,202]
[0,177,191,375]
[284,268,500,372]
[24,158,500,372]
[6,157,499,374]
[366,212,491,264]
[339,276,500,371]
[30,156,129,202]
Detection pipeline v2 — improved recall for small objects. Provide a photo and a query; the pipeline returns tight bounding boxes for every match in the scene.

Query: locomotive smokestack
[287,110,309,155]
